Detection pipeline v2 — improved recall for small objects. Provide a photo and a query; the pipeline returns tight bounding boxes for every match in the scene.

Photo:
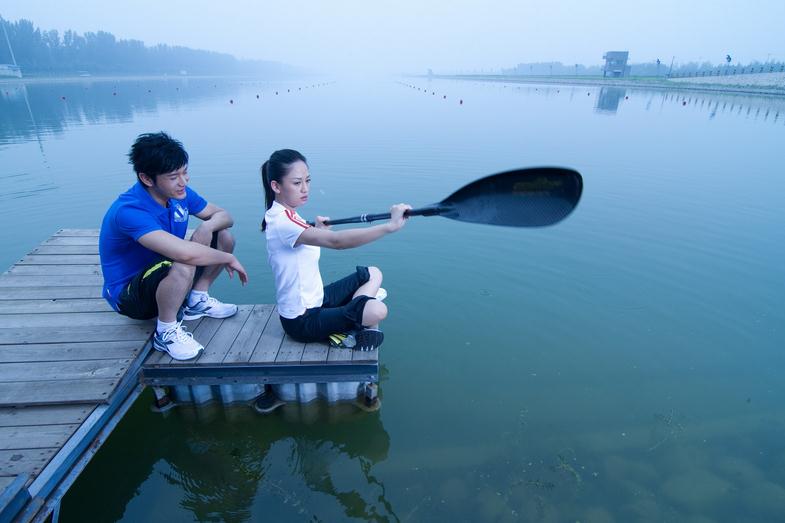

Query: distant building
[602,51,630,78]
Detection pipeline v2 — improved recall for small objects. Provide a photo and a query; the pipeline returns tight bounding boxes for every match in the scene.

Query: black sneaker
[355,328,384,351]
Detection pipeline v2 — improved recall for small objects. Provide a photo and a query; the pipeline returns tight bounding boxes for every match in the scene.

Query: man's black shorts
[280,266,373,343]
[115,232,218,320]
[116,259,172,320]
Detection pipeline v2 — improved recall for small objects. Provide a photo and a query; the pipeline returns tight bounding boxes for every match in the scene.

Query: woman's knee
[367,266,382,284]
[217,229,235,253]
[362,299,387,325]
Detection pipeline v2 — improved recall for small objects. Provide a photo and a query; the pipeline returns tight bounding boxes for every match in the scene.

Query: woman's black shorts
[280,266,373,343]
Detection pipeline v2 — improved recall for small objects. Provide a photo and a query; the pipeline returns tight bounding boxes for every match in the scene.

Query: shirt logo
[173,202,189,223]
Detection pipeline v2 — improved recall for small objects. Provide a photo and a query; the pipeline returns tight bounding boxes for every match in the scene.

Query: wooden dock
[0,229,377,522]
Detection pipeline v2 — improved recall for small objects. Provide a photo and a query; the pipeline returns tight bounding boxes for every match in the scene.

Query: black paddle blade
[438,167,583,227]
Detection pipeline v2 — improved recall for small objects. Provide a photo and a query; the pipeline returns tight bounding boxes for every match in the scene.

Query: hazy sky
[2,0,783,74]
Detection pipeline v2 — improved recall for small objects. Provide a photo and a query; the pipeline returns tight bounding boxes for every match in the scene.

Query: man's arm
[191,203,233,245]
[138,230,248,283]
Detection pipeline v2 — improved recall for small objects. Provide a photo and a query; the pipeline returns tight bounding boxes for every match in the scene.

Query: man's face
[143,165,189,203]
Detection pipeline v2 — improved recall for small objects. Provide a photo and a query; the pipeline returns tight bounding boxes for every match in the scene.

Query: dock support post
[363,382,379,408]
[151,386,175,412]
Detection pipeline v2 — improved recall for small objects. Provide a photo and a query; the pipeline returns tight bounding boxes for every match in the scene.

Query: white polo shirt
[264,201,324,319]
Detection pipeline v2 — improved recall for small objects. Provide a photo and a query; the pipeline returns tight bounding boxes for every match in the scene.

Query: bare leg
[155,262,196,322]
[192,229,235,292]
[353,267,387,329]
[352,266,382,299]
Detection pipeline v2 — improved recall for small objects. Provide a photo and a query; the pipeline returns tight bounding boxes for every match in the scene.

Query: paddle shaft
[311,205,445,226]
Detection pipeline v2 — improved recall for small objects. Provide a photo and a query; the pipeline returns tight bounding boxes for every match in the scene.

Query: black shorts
[116,259,172,320]
[280,266,373,343]
[115,233,218,320]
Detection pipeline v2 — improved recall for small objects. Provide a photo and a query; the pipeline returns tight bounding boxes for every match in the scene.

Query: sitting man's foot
[181,294,238,320]
[355,328,384,352]
[153,322,203,360]
[328,331,357,349]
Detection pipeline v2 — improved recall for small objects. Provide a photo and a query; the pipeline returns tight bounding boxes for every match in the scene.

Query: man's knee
[168,261,196,282]
[217,229,235,253]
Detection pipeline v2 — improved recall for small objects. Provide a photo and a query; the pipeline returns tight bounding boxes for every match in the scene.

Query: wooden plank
[0,287,103,300]
[0,276,103,288]
[0,405,93,427]
[0,324,153,345]
[194,306,252,364]
[275,335,305,363]
[0,476,14,489]
[0,299,112,314]
[353,348,379,362]
[222,304,273,363]
[0,359,131,383]
[0,379,117,406]
[0,312,148,329]
[248,308,284,363]
[164,316,223,365]
[0,449,57,477]
[300,342,329,362]
[0,341,141,364]
[5,265,101,276]
[31,245,99,255]
[327,346,353,362]
[53,230,98,237]
[144,317,203,365]
[17,255,99,266]
[0,425,78,451]
[41,237,98,246]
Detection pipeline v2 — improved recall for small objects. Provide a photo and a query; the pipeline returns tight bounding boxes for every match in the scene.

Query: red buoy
[256,94,260,99]
[459,99,463,105]
[443,95,446,99]
[682,101,687,106]
[230,99,234,104]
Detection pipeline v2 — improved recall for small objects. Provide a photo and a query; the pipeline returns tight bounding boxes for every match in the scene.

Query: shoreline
[423,74,785,98]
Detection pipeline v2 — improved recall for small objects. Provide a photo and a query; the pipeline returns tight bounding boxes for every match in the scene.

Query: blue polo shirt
[99,182,207,310]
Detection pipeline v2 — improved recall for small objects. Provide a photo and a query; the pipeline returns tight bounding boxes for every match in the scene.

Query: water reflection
[0,78,238,142]
[60,394,396,522]
[595,87,627,114]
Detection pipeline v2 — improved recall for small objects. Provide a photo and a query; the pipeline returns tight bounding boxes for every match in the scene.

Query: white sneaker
[375,288,387,301]
[181,295,238,320]
[153,322,203,360]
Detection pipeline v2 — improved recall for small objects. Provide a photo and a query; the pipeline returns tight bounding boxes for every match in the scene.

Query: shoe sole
[181,307,238,321]
[354,329,384,351]
[153,341,203,361]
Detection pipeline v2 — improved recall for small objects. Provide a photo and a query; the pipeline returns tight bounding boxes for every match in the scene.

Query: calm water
[2,76,784,522]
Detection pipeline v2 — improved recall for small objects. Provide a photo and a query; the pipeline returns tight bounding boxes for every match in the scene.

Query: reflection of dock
[0,229,378,522]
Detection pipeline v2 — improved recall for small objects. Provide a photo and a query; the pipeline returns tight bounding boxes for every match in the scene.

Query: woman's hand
[314,216,332,229]
[387,203,412,232]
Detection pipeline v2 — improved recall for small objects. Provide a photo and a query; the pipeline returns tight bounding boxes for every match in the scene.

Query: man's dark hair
[128,132,189,182]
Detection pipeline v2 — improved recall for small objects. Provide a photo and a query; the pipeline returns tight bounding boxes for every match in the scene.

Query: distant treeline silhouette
[0,18,299,77]
[500,60,785,77]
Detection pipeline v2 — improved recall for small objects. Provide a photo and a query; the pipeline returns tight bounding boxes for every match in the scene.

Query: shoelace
[167,321,195,343]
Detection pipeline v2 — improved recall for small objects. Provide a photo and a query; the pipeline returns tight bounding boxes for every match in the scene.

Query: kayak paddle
[308,167,583,227]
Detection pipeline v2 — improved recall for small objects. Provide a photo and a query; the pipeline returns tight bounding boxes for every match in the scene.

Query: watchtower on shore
[603,51,630,78]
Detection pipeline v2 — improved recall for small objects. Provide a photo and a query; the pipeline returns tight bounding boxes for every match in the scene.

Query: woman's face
[272,160,310,210]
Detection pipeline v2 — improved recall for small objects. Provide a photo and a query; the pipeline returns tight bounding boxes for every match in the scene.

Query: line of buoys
[398,81,464,106]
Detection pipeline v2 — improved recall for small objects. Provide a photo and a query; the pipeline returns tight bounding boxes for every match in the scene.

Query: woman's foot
[355,328,384,351]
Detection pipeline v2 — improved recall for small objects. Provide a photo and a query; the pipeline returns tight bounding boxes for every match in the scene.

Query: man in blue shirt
[99,132,248,360]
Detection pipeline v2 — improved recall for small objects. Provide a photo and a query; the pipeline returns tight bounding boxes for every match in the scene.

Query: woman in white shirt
[261,149,410,351]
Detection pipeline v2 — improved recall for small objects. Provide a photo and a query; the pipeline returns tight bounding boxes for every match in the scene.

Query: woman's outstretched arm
[295,203,411,250]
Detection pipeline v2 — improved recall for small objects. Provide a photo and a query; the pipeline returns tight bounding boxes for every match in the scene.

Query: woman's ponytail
[260,160,274,231]
[260,149,307,231]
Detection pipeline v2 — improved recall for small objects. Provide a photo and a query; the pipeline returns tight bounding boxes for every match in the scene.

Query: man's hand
[225,255,248,285]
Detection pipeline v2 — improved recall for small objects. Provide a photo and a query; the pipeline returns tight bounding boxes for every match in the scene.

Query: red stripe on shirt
[285,209,310,229]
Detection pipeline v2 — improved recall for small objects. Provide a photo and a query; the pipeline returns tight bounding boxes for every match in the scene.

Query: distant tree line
[499,59,785,77]
[0,18,300,77]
